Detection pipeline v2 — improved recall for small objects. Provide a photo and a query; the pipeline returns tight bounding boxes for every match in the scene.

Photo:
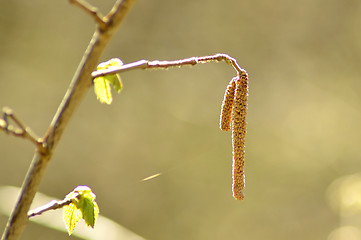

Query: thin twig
[28,199,71,218]
[91,53,247,78]
[69,0,107,31]
[27,191,80,218]
[0,107,46,154]
[1,0,136,239]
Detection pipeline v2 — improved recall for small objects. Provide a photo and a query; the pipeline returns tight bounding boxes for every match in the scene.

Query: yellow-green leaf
[63,201,82,235]
[106,73,123,93]
[62,186,99,235]
[94,76,112,104]
[76,189,99,228]
[94,58,123,104]
[97,58,123,71]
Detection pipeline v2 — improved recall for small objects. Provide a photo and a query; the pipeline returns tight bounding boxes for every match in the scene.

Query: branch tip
[0,107,46,153]
[69,0,107,30]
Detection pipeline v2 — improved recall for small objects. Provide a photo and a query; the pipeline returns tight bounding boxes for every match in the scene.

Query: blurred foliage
[1,0,361,239]
[328,174,361,240]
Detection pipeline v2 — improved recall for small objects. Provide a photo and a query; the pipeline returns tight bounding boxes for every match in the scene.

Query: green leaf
[94,76,112,104]
[63,200,82,235]
[106,73,123,93]
[63,186,99,235]
[76,190,99,228]
[94,58,123,104]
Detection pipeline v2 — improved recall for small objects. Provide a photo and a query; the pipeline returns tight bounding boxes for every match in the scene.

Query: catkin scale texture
[220,78,236,131]
[231,74,248,200]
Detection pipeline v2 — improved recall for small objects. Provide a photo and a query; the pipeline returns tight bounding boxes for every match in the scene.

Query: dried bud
[231,73,248,200]
[220,78,236,131]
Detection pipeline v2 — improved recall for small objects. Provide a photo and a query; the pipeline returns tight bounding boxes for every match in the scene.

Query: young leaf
[94,58,123,104]
[94,76,112,104]
[76,188,99,228]
[63,186,99,235]
[63,200,82,235]
[105,72,123,93]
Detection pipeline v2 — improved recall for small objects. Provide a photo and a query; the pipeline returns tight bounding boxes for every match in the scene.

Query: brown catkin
[220,78,236,131]
[231,72,248,200]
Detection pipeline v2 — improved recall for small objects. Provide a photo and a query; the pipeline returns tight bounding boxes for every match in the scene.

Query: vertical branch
[231,73,248,200]
[1,1,136,239]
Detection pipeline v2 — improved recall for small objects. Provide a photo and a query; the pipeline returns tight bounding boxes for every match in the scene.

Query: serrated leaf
[77,191,99,228]
[63,201,82,235]
[94,76,112,104]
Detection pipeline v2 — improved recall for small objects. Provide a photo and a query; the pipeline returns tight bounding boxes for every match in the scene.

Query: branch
[91,53,249,200]
[69,0,107,31]
[91,53,248,78]
[27,190,82,218]
[0,107,46,154]
[0,186,146,240]
[1,0,136,239]
[27,198,74,218]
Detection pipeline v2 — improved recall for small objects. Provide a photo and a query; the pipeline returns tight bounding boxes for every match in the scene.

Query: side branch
[27,190,81,218]
[0,107,46,154]
[27,198,73,218]
[69,0,106,30]
[91,53,247,78]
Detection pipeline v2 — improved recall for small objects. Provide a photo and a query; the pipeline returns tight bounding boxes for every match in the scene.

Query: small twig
[69,0,107,31]
[27,192,80,218]
[91,53,247,78]
[28,199,71,218]
[0,107,47,154]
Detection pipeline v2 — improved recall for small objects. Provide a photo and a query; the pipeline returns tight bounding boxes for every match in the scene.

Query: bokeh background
[1,0,361,239]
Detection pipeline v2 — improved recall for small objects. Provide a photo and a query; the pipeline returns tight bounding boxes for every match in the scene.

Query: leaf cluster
[94,58,124,104]
[63,186,99,235]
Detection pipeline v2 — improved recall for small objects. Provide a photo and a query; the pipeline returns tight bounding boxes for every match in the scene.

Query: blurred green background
[1,0,361,239]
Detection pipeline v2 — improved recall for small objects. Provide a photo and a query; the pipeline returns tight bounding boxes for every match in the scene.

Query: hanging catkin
[228,72,248,200]
[220,78,236,131]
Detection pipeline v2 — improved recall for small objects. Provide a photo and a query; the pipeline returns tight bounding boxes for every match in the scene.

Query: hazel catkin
[231,73,248,200]
[220,77,236,131]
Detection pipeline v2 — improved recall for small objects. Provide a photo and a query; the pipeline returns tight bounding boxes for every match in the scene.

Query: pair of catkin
[220,72,248,200]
